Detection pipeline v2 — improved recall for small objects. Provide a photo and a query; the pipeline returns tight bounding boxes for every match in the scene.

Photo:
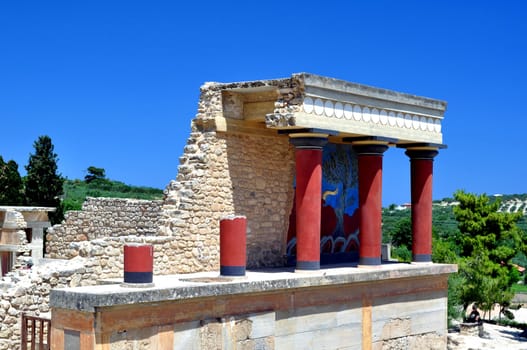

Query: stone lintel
[50,263,457,313]
[0,206,56,212]
[0,244,25,252]
[203,74,446,145]
[298,73,447,113]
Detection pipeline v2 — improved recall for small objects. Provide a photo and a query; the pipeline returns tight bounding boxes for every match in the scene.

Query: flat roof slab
[50,263,457,312]
[208,73,447,146]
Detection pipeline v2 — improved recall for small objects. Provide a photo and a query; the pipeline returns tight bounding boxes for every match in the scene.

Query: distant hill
[433,193,527,214]
[62,178,164,211]
[383,194,527,242]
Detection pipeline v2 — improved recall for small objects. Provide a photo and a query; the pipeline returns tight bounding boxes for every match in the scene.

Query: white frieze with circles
[302,97,442,133]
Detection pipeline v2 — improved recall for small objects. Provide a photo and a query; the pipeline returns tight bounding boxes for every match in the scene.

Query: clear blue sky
[1,1,526,205]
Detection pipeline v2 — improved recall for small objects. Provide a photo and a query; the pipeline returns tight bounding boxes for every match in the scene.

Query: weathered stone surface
[50,264,456,312]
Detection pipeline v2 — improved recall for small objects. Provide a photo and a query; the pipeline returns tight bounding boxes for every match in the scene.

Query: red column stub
[220,215,247,276]
[123,243,154,285]
[405,149,438,263]
[290,136,328,271]
[353,144,389,267]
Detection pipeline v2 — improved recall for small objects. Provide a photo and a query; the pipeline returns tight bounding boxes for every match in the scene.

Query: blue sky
[1,1,526,205]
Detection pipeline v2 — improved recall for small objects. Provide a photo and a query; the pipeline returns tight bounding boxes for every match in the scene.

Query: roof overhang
[207,73,447,147]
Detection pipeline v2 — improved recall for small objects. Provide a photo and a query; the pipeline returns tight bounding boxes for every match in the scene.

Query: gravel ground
[448,308,527,350]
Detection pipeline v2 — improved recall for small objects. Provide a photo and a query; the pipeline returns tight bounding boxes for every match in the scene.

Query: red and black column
[290,135,328,271]
[405,148,439,263]
[124,243,154,284]
[220,215,247,276]
[353,143,389,267]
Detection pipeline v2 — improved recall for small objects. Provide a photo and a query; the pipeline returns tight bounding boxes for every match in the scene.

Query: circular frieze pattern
[314,98,324,115]
[388,111,396,126]
[334,102,343,119]
[362,107,371,123]
[302,97,441,133]
[344,104,353,120]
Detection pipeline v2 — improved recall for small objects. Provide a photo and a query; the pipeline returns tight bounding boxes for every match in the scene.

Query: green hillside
[63,178,164,211]
[383,195,527,244]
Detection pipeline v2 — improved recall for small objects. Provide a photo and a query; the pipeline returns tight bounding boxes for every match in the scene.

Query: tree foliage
[0,156,24,205]
[389,217,412,247]
[25,135,64,224]
[453,190,526,313]
[84,166,106,183]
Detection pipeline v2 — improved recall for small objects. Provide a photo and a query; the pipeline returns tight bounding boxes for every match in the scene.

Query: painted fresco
[287,143,359,263]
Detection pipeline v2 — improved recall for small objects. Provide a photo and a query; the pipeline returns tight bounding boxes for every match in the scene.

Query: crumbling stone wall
[161,80,296,271]
[161,129,295,271]
[46,197,163,260]
[0,258,91,350]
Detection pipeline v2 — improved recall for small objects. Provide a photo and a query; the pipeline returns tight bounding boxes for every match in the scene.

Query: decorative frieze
[263,73,446,145]
[302,97,442,134]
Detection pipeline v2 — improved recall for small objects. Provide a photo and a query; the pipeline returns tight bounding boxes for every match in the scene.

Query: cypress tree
[25,135,64,224]
[0,156,24,205]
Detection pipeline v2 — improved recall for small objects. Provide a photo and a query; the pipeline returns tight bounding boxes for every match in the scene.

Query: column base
[220,266,246,276]
[358,256,381,266]
[412,254,432,263]
[124,271,153,284]
[295,260,320,271]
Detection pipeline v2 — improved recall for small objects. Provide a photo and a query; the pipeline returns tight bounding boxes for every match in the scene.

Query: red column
[405,149,438,263]
[290,136,327,271]
[124,244,154,284]
[354,144,388,266]
[220,215,247,276]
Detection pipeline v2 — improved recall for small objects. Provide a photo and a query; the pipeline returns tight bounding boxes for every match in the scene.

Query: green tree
[453,190,526,315]
[84,166,106,183]
[390,217,412,247]
[25,135,64,224]
[0,156,24,205]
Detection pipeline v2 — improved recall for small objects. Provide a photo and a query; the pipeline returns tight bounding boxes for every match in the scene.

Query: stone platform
[50,262,456,349]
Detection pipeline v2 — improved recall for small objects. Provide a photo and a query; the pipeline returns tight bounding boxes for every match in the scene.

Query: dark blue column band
[413,254,432,263]
[296,260,320,270]
[359,256,381,266]
[220,265,246,276]
[124,271,153,284]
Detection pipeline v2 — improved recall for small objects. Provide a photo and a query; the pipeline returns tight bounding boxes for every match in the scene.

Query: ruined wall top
[202,73,447,146]
[0,206,55,224]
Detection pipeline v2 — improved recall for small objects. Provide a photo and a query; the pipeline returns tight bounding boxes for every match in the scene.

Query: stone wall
[161,80,296,271]
[162,130,294,271]
[46,197,163,260]
[0,258,92,350]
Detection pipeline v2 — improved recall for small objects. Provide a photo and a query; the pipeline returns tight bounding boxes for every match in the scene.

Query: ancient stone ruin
[1,73,456,350]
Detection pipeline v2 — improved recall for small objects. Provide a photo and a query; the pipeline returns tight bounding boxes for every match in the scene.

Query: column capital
[405,149,439,160]
[399,142,445,160]
[289,135,328,149]
[353,143,389,156]
[346,137,393,156]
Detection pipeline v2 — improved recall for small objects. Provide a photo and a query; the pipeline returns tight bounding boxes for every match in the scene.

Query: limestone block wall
[0,258,92,350]
[162,131,294,271]
[161,81,296,271]
[46,197,163,260]
[226,133,295,267]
